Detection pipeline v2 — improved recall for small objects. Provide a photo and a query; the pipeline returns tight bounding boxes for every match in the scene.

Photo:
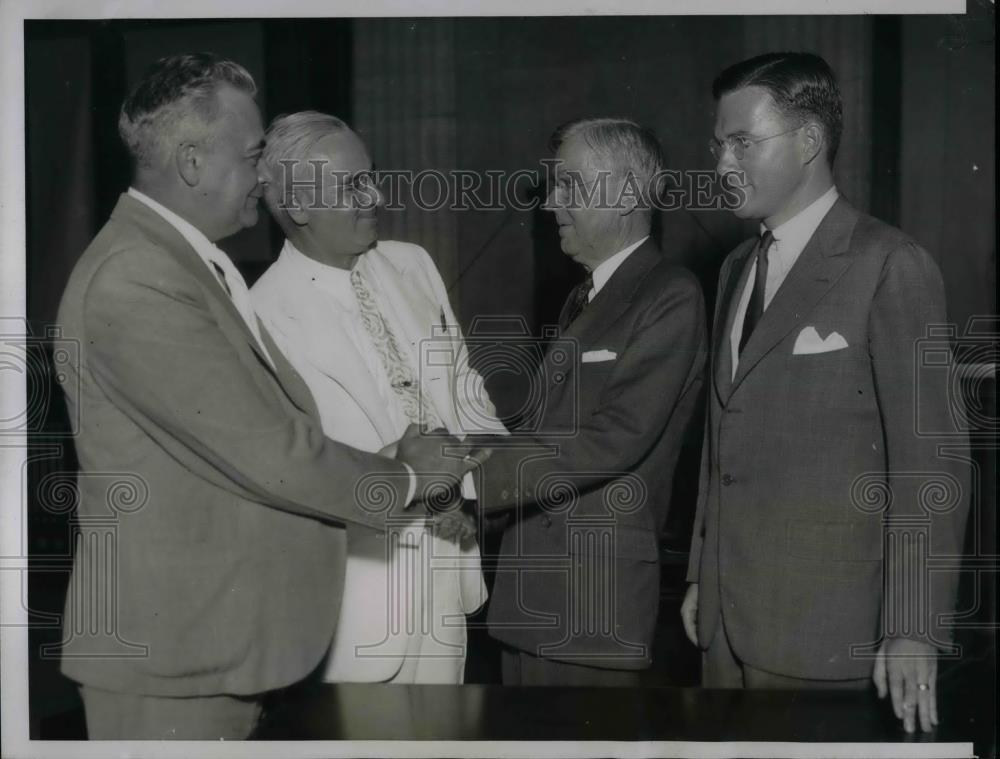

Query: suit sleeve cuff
[461,470,477,500]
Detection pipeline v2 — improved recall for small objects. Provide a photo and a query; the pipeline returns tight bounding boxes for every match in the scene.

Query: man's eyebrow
[246,139,266,154]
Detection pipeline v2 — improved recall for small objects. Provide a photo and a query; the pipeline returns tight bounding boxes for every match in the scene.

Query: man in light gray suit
[56,53,478,740]
[682,52,969,734]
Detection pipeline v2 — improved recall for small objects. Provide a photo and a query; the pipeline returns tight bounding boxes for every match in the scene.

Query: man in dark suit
[682,52,969,733]
[56,53,477,739]
[475,118,707,686]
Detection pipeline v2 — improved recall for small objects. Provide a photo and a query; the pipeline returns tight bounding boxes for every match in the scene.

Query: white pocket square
[582,349,617,363]
[793,326,848,355]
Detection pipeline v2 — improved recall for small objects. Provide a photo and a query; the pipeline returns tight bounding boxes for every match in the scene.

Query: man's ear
[286,187,310,227]
[174,142,201,187]
[801,122,825,166]
[616,173,643,217]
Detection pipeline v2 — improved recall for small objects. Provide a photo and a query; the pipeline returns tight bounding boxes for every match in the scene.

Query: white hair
[260,111,352,218]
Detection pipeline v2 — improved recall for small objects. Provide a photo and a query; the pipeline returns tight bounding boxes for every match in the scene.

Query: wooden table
[255,680,994,753]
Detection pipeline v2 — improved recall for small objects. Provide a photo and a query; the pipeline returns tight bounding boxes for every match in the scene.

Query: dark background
[23,11,996,743]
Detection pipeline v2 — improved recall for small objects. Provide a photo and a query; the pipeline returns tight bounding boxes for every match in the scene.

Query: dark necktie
[738,230,775,355]
[563,273,594,328]
[211,262,232,297]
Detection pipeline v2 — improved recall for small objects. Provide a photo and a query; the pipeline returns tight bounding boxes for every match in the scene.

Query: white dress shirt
[588,235,649,301]
[127,187,274,367]
[730,186,839,378]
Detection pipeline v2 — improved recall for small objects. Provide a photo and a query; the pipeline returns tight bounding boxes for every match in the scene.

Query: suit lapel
[112,195,324,417]
[258,321,321,417]
[729,198,859,394]
[294,267,398,444]
[554,239,662,383]
[712,238,757,405]
[566,239,662,343]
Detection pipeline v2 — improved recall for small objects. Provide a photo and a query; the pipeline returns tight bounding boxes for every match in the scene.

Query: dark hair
[712,52,843,166]
[119,52,257,169]
[550,117,666,208]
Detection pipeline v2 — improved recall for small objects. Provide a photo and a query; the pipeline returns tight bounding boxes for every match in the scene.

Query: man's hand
[432,506,478,543]
[680,583,699,646]
[874,637,939,733]
[395,424,491,504]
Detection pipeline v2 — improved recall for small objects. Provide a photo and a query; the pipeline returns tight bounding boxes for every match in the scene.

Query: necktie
[738,230,775,355]
[350,266,444,429]
[211,262,232,297]
[563,273,594,328]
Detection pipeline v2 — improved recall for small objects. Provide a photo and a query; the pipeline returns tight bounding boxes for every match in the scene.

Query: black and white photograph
[0,1,995,756]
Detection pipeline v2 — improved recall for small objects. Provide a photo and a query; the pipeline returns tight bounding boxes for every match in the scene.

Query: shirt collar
[280,238,362,300]
[761,186,839,256]
[128,187,224,269]
[590,235,649,297]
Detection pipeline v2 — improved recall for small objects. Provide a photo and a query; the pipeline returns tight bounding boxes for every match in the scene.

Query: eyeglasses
[709,125,804,161]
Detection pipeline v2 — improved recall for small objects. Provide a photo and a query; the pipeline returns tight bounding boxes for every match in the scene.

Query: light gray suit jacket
[57,194,416,697]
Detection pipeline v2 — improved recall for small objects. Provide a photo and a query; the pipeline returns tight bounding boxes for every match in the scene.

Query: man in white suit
[252,112,504,684]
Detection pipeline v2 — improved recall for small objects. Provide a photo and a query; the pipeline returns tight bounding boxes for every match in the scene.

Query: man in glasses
[682,52,968,733]
[252,112,503,685]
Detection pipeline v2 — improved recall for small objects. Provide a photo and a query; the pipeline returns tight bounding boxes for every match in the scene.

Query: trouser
[702,616,870,690]
[501,647,643,687]
[79,685,263,740]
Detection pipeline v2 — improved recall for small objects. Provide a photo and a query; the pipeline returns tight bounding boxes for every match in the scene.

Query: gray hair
[118,53,257,170]
[261,111,352,216]
[550,118,666,208]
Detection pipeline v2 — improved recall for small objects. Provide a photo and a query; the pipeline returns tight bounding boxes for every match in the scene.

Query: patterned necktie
[350,266,444,429]
[563,273,594,329]
[738,230,775,356]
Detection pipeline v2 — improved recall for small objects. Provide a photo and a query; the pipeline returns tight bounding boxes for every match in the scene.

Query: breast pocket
[576,358,618,411]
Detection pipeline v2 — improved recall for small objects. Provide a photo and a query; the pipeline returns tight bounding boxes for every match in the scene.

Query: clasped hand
[383,424,490,541]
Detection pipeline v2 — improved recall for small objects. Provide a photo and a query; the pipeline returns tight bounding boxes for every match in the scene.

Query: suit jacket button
[721,474,735,486]
[553,373,565,384]
[501,489,510,499]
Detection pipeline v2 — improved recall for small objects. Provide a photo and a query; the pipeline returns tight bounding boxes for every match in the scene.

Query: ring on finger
[917,683,930,691]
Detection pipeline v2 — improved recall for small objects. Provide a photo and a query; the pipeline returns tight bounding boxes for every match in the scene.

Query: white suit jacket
[253,239,502,682]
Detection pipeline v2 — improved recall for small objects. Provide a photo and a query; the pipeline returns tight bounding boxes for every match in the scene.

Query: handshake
[382,423,494,542]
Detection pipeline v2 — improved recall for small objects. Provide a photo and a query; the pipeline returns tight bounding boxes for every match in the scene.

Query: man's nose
[357,181,384,212]
[715,149,737,178]
[715,154,733,177]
